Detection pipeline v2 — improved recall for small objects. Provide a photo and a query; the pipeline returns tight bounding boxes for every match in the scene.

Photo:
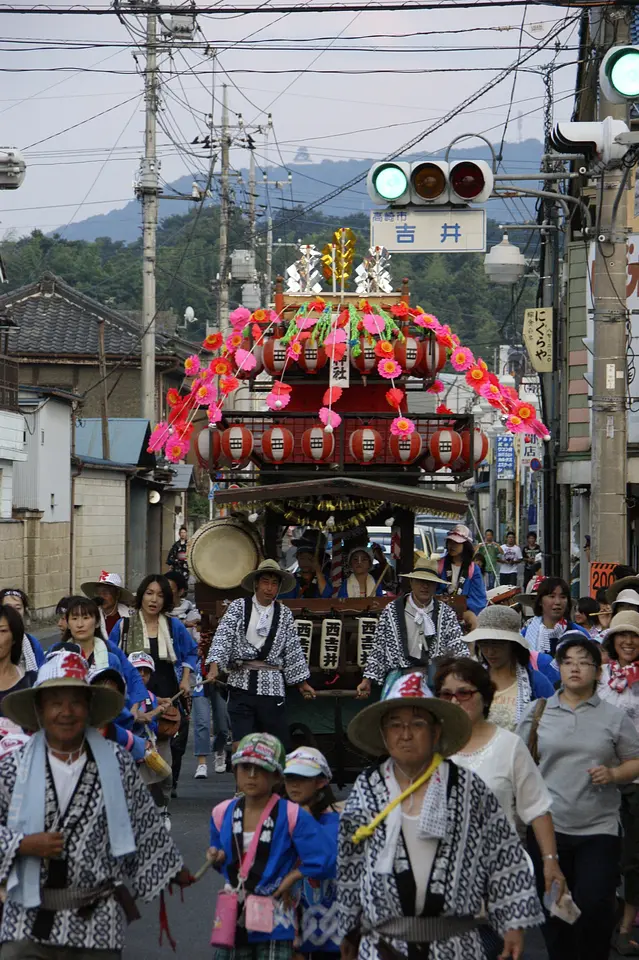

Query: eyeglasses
[560,659,596,669]
[383,719,433,734]
[438,688,479,703]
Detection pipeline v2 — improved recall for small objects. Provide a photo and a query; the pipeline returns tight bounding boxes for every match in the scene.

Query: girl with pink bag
[207,733,334,960]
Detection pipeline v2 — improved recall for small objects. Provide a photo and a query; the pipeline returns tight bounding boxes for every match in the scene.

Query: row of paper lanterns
[231,334,447,379]
[196,424,489,470]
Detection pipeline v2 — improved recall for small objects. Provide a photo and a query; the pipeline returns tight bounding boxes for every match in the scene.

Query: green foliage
[1,205,536,357]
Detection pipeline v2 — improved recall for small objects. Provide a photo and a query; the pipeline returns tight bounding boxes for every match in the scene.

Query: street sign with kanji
[523,308,553,373]
[369,208,487,253]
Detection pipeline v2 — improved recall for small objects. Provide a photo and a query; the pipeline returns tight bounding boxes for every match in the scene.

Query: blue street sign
[495,435,515,480]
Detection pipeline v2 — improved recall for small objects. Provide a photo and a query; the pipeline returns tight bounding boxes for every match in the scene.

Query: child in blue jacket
[208,733,334,960]
[283,747,340,958]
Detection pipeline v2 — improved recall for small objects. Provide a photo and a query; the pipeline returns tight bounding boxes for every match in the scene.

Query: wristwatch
[542,854,559,861]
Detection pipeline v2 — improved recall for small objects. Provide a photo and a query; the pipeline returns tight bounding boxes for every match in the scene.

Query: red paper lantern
[297,340,327,374]
[262,337,288,375]
[429,429,463,469]
[261,426,295,463]
[301,426,335,462]
[419,337,447,378]
[350,338,377,374]
[389,432,423,464]
[221,425,254,464]
[235,338,264,380]
[195,427,222,470]
[454,428,489,471]
[394,336,423,375]
[349,427,383,463]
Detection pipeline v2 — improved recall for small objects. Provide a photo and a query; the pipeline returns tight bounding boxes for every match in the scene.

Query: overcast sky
[0,0,580,237]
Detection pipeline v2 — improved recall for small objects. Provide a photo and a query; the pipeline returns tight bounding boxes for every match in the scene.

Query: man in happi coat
[357,558,467,698]
[206,560,316,749]
[0,651,189,960]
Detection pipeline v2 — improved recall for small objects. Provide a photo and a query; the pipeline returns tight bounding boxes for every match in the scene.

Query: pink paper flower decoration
[324,328,347,348]
[426,378,445,394]
[362,313,385,336]
[529,418,551,441]
[505,415,527,434]
[184,354,200,377]
[235,347,256,372]
[208,404,222,424]
[229,306,251,328]
[413,313,442,334]
[378,358,402,380]
[450,347,474,372]
[226,332,243,352]
[296,315,318,331]
[480,382,503,402]
[266,391,291,411]
[148,421,171,452]
[286,341,302,361]
[165,436,189,463]
[319,407,342,429]
[390,416,416,438]
[194,382,216,407]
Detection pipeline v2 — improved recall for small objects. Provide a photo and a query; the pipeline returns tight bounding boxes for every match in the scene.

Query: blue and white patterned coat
[336,761,543,960]
[363,597,467,686]
[207,597,310,697]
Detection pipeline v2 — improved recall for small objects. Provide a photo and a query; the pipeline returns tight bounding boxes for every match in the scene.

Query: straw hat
[607,576,639,604]
[605,610,639,641]
[241,559,296,595]
[347,671,471,758]
[81,571,135,607]
[400,556,448,586]
[3,651,124,732]
[464,605,529,650]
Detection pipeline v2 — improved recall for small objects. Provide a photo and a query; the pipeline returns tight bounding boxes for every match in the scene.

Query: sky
[0,0,582,238]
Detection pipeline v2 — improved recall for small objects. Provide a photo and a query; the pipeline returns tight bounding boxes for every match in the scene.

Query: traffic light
[600,46,639,103]
[367,159,493,207]
[549,117,630,166]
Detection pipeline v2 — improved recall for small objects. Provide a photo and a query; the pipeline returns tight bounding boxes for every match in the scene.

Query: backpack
[212,797,299,835]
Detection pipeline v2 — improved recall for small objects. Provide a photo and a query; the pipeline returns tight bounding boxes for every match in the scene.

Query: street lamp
[484,233,526,285]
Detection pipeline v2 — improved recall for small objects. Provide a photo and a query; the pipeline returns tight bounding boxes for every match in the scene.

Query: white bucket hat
[464,605,529,650]
[81,571,135,607]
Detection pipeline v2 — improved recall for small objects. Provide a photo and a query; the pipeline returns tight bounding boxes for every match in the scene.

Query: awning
[213,476,467,517]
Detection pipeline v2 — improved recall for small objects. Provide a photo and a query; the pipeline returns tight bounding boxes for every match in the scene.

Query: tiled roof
[1,273,183,358]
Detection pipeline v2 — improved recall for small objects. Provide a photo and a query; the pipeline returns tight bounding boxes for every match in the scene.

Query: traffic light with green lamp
[600,46,639,103]
[367,159,493,207]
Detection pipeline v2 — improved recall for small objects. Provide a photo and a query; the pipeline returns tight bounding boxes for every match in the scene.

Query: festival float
[151,228,549,782]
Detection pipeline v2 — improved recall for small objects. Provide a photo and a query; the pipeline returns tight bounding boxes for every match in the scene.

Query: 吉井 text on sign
[370,208,487,253]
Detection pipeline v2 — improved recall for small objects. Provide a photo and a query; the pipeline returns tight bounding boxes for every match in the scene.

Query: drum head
[189,521,261,589]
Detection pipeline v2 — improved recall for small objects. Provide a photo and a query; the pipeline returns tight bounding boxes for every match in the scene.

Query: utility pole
[248,145,256,264]
[591,11,630,564]
[138,2,160,423]
[265,215,273,304]
[218,84,230,339]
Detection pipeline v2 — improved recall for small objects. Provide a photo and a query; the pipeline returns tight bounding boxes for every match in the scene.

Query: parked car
[415,515,465,554]
[367,525,436,563]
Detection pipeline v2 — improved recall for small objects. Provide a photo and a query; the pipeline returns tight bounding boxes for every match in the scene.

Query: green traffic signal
[372,164,409,201]
[609,48,639,99]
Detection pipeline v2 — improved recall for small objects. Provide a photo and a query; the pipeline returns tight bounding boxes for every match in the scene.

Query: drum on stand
[188,518,263,590]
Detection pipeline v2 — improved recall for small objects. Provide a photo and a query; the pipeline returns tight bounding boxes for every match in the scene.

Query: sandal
[614,931,639,956]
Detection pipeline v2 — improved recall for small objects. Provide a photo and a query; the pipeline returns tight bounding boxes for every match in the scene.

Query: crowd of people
[1,524,639,959]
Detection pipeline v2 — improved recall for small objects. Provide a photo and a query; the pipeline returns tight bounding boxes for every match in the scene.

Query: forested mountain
[1,205,537,358]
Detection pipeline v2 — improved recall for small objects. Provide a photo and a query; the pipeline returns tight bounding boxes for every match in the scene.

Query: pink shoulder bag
[210,794,279,947]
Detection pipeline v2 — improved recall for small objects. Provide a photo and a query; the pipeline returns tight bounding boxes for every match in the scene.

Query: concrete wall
[0,461,14,519]
[0,410,26,520]
[0,513,70,616]
[73,470,126,590]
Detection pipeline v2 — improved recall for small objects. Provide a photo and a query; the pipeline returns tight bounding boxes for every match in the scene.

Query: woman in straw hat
[464,605,558,733]
[357,558,467,700]
[0,650,188,959]
[206,560,315,749]
[337,671,543,960]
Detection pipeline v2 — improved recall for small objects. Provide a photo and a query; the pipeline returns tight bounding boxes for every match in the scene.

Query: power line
[0,1,615,13]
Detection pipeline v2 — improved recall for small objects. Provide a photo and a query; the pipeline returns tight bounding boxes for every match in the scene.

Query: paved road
[120,744,565,960]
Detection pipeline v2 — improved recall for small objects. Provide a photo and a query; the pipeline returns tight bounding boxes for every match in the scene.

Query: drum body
[188,518,264,590]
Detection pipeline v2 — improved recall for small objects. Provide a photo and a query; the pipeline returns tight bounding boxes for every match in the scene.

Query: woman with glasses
[464,605,558,732]
[434,656,565,903]
[517,634,639,960]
